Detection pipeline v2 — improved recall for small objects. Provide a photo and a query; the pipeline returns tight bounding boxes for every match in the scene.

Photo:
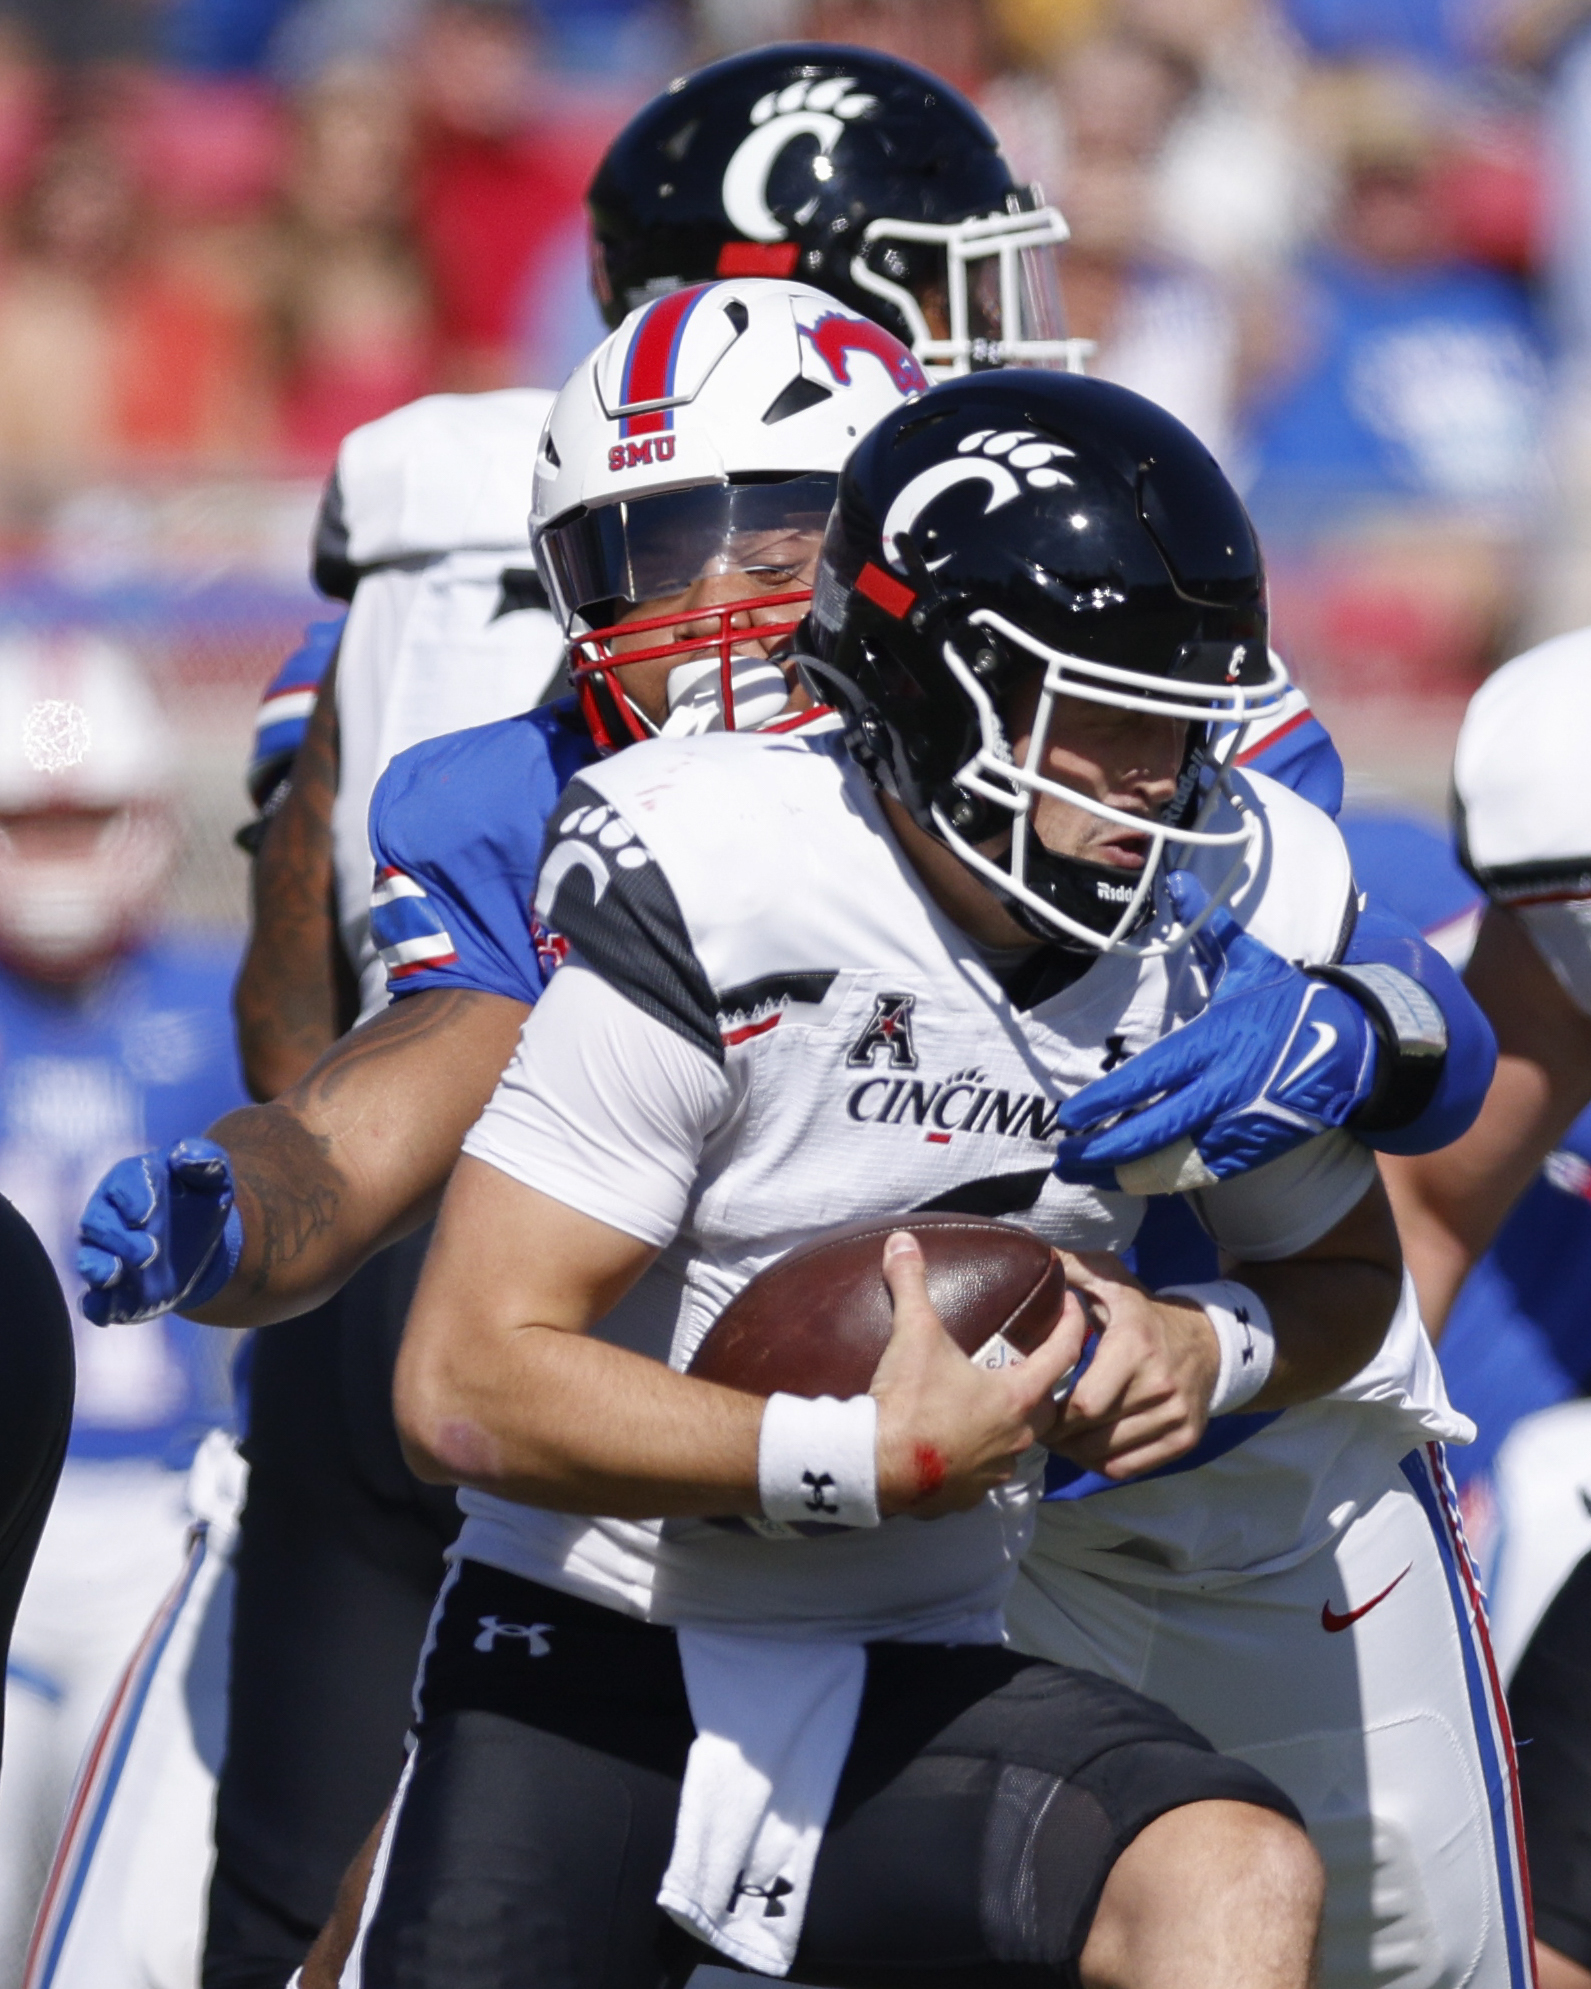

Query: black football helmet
[802,370,1291,953]
[588,45,1087,379]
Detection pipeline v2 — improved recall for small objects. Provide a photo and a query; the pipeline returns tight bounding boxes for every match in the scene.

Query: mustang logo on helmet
[720,77,878,244]
[800,312,926,395]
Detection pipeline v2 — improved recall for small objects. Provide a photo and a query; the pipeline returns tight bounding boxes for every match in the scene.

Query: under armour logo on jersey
[846,992,919,1069]
[729,1872,795,1918]
[534,802,651,918]
[474,1617,554,1657]
[721,77,876,243]
[802,1471,839,1513]
[881,430,1074,575]
[1101,1033,1131,1073]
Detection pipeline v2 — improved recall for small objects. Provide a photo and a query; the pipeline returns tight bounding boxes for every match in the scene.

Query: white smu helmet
[0,633,176,980]
[532,277,926,750]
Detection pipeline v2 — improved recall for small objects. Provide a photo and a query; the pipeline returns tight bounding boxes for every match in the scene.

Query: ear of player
[1052,873,1446,1192]
[76,1137,240,1325]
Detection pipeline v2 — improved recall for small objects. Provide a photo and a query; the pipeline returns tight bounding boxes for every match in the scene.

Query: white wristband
[758,1392,880,1529]
[1160,1280,1275,1416]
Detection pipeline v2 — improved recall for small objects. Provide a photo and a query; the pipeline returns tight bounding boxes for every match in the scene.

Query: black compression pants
[1509,1546,1591,1972]
[202,1230,460,1989]
[354,1560,1303,1989]
[0,1194,73,1765]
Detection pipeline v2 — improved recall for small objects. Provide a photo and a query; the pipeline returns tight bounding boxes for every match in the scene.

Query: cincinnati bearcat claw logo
[846,991,919,1068]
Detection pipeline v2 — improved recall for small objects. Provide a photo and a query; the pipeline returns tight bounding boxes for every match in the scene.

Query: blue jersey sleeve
[247,615,345,810]
[1232,705,1345,816]
[1332,812,1494,1155]
[368,698,598,1007]
[1340,903,1496,1154]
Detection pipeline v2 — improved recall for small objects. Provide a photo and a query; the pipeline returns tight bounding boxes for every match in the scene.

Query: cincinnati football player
[588,42,1087,378]
[341,366,1336,1989]
[346,370,1506,1989]
[800,371,1526,1989]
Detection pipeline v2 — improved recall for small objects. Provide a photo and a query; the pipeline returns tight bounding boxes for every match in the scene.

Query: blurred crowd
[0,0,1588,705]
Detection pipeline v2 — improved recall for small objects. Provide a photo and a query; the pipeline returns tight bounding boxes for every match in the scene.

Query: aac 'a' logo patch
[846,992,919,1069]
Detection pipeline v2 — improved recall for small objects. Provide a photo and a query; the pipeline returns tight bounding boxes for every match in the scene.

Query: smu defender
[345,373,1346,1989]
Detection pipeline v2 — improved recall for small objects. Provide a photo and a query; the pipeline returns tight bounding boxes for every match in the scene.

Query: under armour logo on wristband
[473,1616,554,1656]
[802,1471,839,1513]
[1236,1306,1254,1363]
[729,1873,794,1918]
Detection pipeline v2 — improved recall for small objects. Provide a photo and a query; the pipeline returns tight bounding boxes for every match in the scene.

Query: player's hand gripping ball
[689,1213,1069,1398]
[77,1137,244,1324]
[690,1215,1073,1533]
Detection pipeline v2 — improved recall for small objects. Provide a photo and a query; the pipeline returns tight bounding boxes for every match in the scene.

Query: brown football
[688,1213,1067,1400]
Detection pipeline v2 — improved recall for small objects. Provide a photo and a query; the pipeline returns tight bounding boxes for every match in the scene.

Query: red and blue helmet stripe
[618,283,713,438]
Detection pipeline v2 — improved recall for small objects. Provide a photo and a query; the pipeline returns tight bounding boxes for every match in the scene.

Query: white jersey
[321,390,567,1015]
[458,731,1461,1639]
[1455,625,1591,1015]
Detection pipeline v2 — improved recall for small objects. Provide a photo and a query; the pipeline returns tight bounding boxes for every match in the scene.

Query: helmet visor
[538,475,839,632]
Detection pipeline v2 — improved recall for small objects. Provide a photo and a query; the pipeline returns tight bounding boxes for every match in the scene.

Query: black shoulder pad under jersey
[312,470,360,602]
[533,778,722,1065]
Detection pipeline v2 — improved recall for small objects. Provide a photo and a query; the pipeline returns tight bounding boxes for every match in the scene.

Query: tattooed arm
[234,658,360,1103]
[190,987,530,1327]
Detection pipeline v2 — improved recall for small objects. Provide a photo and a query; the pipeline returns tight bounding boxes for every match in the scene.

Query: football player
[0,636,246,1989]
[1378,627,1591,1989]
[341,366,1345,1989]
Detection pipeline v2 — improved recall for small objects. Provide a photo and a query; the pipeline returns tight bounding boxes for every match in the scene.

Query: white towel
[658,1628,867,1976]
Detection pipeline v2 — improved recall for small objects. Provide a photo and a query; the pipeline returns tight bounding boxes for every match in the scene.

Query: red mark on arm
[912,1444,947,1501]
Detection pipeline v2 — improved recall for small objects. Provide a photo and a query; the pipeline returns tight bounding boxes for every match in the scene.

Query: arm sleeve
[1231,691,1346,817]
[1186,1129,1377,1263]
[461,963,733,1247]
[1341,904,1498,1154]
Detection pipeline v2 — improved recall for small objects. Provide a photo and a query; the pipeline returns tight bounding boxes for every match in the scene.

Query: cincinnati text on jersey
[846,1066,1059,1146]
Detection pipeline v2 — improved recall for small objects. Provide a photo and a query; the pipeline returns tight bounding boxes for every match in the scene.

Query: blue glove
[1053,873,1379,1192]
[77,1138,244,1324]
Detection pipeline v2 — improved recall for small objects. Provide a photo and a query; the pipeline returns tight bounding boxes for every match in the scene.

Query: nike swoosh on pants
[1320,1562,1412,1633]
